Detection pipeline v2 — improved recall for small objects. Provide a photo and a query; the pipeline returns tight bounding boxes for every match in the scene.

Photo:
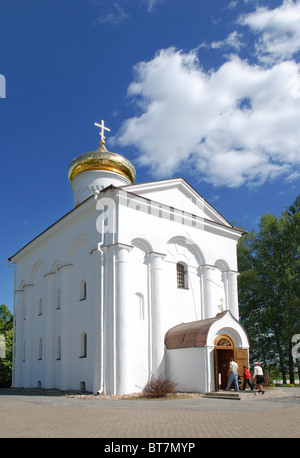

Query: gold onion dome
[68,121,136,184]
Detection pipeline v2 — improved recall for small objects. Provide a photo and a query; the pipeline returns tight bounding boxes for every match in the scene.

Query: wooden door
[234,349,249,386]
[215,349,234,390]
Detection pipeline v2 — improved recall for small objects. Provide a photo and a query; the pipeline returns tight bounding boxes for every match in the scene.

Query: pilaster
[23,283,34,386]
[57,264,73,389]
[228,271,239,320]
[149,251,166,377]
[203,265,215,319]
[43,271,56,388]
[114,244,133,394]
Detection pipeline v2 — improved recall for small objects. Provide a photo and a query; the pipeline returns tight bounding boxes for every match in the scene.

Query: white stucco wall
[11,178,244,394]
[165,347,208,393]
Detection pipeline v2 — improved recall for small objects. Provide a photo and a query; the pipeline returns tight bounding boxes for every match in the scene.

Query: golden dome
[68,144,136,183]
[68,120,136,184]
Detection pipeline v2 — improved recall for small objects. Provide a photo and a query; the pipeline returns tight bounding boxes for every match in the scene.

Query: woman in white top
[253,362,265,394]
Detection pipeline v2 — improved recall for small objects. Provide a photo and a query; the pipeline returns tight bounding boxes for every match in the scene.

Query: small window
[177,263,187,288]
[80,332,87,358]
[215,335,234,348]
[38,338,42,360]
[56,289,61,309]
[22,342,26,362]
[38,298,43,315]
[80,280,87,301]
[56,336,61,360]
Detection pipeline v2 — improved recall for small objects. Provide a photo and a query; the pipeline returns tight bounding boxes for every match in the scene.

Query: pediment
[124,178,232,227]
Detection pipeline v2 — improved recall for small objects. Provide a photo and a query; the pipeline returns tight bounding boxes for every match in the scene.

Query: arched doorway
[214,335,234,390]
[214,334,249,390]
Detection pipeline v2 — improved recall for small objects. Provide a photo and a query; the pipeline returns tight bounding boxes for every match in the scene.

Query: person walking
[242,365,253,390]
[225,358,239,391]
[253,362,265,394]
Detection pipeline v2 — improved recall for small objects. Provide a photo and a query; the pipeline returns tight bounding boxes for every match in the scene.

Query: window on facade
[38,298,43,315]
[22,342,26,362]
[56,289,61,309]
[177,263,187,288]
[80,280,87,301]
[56,336,61,360]
[215,335,234,348]
[135,293,145,320]
[80,332,87,358]
[38,338,42,360]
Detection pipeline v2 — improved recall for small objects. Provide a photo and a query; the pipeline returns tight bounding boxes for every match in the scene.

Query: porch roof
[164,312,227,349]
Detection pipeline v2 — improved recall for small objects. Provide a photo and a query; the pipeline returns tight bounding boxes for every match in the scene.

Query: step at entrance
[203,391,241,400]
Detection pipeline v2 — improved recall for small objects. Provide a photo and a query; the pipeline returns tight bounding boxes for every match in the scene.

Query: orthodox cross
[218,298,224,312]
[94,120,111,144]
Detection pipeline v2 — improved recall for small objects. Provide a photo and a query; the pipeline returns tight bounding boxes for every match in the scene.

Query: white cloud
[146,0,163,12]
[94,2,129,25]
[115,1,300,188]
[239,0,300,64]
[211,31,244,52]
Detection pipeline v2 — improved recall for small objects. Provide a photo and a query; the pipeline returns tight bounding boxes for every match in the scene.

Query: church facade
[9,123,249,394]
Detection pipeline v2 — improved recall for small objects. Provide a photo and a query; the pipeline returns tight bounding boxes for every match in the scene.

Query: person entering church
[253,362,265,394]
[242,365,253,390]
[225,358,239,391]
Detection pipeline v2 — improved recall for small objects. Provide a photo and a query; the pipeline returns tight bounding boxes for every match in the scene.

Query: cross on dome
[94,120,111,144]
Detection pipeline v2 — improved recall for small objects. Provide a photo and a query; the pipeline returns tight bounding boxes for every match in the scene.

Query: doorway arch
[214,335,235,390]
[214,334,249,390]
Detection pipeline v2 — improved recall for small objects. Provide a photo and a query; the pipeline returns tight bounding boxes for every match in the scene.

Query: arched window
[56,336,61,360]
[38,338,43,360]
[22,342,26,362]
[177,262,188,288]
[80,332,87,358]
[215,335,234,348]
[80,280,87,301]
[38,298,43,315]
[56,289,61,309]
[135,293,145,320]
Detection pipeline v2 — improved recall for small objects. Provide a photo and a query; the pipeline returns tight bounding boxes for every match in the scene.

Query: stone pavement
[0,387,300,439]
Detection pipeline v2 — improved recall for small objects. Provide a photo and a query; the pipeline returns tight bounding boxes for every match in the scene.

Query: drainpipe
[99,244,104,394]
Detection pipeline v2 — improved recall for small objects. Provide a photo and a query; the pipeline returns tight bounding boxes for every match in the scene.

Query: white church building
[9,121,249,394]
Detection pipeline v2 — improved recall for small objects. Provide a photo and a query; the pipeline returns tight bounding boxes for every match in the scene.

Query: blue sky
[1,0,300,312]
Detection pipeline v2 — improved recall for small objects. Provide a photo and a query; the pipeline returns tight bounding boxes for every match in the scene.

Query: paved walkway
[0,388,300,439]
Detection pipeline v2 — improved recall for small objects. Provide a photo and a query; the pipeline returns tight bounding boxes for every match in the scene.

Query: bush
[143,373,177,398]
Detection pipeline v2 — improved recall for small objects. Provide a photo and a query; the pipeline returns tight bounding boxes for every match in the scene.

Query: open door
[214,335,249,390]
[214,335,235,390]
[215,348,234,390]
[234,348,249,386]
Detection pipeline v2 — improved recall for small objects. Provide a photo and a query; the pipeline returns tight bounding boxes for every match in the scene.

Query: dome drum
[67,121,136,206]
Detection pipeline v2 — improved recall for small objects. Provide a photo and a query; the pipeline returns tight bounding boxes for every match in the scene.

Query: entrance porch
[164,311,250,393]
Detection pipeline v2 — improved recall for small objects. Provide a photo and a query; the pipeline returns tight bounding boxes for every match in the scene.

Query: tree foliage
[0,304,13,387]
[238,195,300,383]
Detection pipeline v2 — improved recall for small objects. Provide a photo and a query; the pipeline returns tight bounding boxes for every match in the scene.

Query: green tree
[238,195,300,383]
[0,304,13,387]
